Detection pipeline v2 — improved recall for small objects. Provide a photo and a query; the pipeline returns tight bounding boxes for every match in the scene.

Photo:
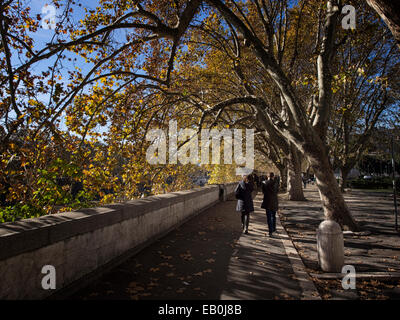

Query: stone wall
[0,183,237,299]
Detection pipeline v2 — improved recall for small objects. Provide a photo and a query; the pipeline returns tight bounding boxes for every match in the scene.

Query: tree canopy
[0,0,398,228]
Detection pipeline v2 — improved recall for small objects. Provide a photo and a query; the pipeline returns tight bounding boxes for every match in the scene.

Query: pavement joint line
[311,272,400,280]
[276,213,321,300]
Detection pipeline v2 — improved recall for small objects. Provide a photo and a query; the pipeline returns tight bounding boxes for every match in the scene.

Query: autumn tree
[0,0,205,220]
[328,5,400,191]
[167,6,307,200]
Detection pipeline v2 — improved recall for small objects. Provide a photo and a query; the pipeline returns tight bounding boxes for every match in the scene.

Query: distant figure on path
[252,173,260,188]
[235,175,254,234]
[261,172,280,237]
[248,173,258,199]
[302,173,307,189]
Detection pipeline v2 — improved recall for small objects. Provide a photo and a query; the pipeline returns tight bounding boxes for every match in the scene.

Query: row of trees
[1,0,399,229]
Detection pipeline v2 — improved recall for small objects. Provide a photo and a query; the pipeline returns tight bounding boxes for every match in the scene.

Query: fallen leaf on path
[159,262,170,267]
[148,282,158,287]
[140,293,151,297]
[180,252,194,261]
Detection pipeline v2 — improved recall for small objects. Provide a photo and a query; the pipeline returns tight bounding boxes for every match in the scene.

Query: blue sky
[26,0,98,80]
[17,1,110,135]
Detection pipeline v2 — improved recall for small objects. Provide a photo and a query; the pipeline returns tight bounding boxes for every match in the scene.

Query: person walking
[261,172,280,237]
[235,175,254,234]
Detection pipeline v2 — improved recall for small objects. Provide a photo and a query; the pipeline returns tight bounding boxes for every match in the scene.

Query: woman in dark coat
[235,175,254,234]
[261,172,280,236]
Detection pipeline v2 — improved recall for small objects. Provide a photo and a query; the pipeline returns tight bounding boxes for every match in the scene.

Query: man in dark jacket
[235,175,254,234]
[261,172,280,236]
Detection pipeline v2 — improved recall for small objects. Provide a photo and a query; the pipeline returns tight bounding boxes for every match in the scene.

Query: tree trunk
[306,144,359,231]
[279,165,288,192]
[340,166,351,192]
[287,143,306,201]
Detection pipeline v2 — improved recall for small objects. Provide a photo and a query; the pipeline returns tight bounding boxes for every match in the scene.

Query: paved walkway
[69,193,317,300]
[280,185,400,273]
[279,185,400,299]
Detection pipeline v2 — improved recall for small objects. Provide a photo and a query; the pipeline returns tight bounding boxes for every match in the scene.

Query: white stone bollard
[316,220,344,272]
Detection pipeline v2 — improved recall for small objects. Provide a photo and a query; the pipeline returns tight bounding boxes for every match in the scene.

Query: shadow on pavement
[70,194,302,300]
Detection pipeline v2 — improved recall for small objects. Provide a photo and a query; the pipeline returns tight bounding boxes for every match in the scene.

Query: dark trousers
[241,211,250,230]
[266,209,276,233]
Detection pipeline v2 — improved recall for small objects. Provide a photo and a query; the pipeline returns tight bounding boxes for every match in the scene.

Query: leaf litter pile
[311,277,400,300]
